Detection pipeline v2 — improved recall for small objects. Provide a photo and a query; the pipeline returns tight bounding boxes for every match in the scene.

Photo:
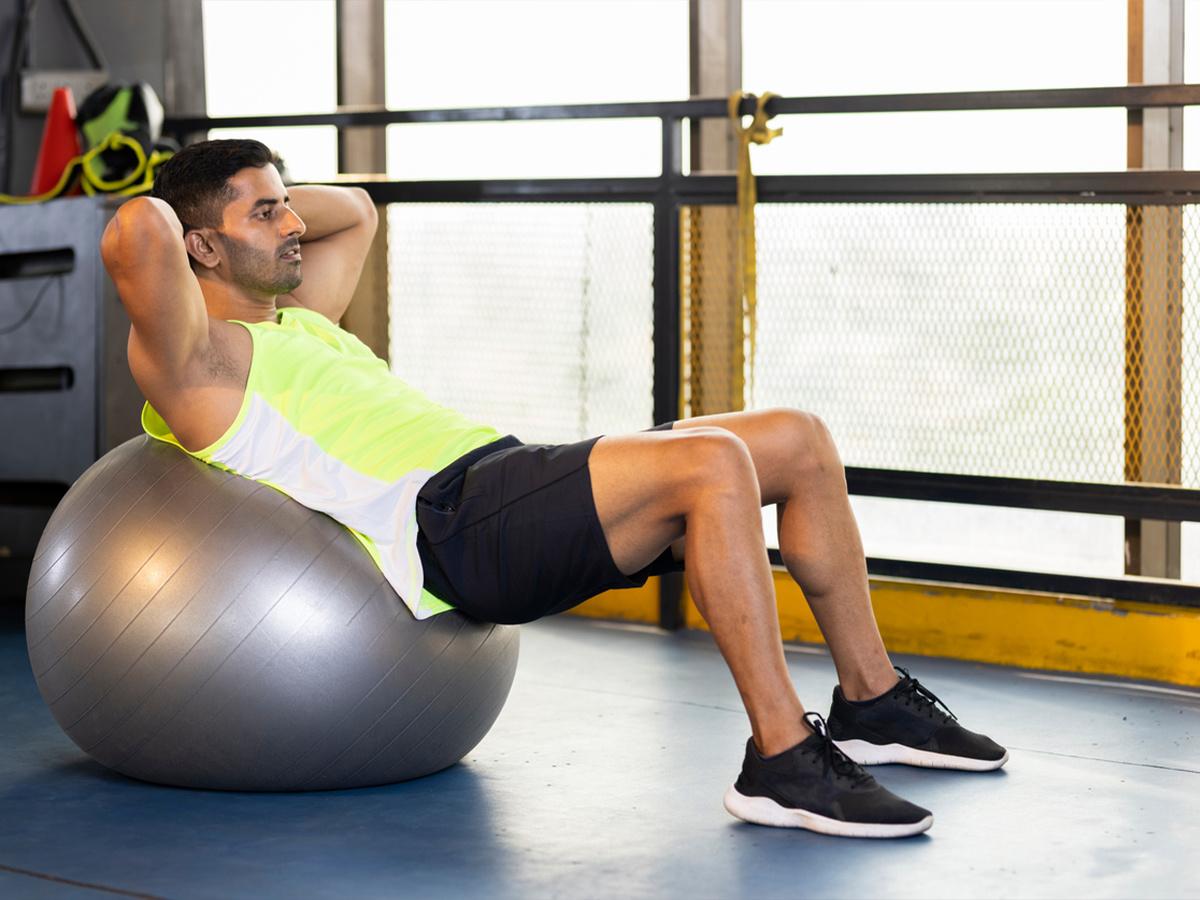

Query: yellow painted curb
[569,579,660,624]
[568,571,1200,687]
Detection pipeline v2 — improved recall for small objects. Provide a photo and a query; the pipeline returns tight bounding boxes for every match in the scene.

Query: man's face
[213,164,307,296]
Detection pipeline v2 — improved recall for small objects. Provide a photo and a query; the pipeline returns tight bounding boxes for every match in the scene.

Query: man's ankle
[840,670,901,703]
[754,719,814,757]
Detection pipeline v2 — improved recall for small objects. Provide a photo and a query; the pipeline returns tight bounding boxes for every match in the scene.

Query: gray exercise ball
[25,436,519,791]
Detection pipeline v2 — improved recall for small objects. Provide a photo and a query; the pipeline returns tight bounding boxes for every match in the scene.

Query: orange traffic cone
[29,86,83,196]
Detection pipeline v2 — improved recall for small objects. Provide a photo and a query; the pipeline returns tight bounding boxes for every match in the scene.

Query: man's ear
[184,229,222,271]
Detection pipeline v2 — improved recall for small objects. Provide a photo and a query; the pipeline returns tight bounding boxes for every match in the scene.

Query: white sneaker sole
[833,739,1009,771]
[722,785,933,839]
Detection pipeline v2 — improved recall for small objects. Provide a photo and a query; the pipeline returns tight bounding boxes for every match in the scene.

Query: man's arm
[101,197,210,381]
[280,185,378,324]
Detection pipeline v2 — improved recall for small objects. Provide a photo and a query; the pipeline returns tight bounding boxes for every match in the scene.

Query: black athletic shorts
[415,422,684,624]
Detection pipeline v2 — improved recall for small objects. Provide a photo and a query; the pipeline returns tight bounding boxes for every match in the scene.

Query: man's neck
[198,278,278,323]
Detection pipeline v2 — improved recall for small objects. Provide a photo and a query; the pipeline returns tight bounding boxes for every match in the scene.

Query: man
[101,138,1006,840]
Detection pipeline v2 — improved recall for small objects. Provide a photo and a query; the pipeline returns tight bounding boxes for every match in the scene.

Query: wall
[0,0,204,608]
[0,0,203,194]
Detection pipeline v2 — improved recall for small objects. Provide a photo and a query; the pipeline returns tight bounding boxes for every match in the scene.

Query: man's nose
[283,208,306,237]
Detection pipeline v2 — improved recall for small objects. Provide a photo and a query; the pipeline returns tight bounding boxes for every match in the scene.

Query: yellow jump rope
[0,131,174,205]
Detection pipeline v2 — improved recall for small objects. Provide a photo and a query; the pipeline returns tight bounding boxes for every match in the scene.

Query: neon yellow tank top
[141,305,503,619]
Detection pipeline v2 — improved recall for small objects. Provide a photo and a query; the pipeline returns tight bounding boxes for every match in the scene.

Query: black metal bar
[165,100,734,133]
[681,171,1200,204]
[655,116,685,632]
[334,176,693,206]
[847,468,1200,522]
[163,84,1200,135]
[754,171,1200,204]
[877,559,1200,608]
[767,84,1200,115]
[332,177,661,204]
[764,549,1200,608]
[328,172,1200,208]
[653,120,683,431]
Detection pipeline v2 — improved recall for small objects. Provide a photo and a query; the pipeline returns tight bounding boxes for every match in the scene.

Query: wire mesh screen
[683,202,1200,487]
[387,204,655,444]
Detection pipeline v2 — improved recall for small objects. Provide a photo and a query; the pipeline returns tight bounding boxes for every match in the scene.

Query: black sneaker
[723,712,933,838]
[828,667,1009,771]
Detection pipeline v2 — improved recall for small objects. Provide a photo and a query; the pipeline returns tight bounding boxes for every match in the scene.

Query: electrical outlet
[20,69,109,114]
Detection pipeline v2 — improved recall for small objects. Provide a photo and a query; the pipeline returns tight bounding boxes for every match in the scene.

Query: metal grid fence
[390,200,1200,492]
[682,202,1200,489]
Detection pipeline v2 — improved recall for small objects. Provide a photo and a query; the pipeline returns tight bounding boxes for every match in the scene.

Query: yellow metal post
[685,0,742,418]
[1124,0,1184,578]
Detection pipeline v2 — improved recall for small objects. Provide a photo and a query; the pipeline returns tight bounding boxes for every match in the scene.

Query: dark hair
[150,138,279,233]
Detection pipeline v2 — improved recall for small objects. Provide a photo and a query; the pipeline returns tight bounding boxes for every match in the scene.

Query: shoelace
[893,666,958,722]
[801,711,874,788]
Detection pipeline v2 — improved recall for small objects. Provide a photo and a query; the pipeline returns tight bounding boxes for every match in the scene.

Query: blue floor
[2,609,1198,899]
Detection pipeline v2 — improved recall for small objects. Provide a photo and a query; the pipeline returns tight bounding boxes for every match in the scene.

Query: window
[384,0,687,179]
[744,0,1126,174]
[202,0,339,181]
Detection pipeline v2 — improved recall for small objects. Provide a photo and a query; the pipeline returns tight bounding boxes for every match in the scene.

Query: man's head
[151,138,306,297]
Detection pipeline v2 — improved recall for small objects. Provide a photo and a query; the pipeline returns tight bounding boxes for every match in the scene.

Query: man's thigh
[588,418,762,576]
[591,409,828,575]
[587,424,703,577]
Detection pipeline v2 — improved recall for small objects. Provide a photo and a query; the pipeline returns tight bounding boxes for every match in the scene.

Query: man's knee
[661,431,756,564]
[670,428,760,497]
[761,407,843,479]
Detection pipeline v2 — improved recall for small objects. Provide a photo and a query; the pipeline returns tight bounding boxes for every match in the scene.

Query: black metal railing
[165,85,1200,621]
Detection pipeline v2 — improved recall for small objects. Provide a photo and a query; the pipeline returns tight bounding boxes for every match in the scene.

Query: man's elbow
[351,187,379,229]
[113,197,183,240]
[100,213,123,270]
[102,198,183,272]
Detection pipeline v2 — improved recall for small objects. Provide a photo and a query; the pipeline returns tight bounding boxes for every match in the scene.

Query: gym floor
[2,605,1198,899]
